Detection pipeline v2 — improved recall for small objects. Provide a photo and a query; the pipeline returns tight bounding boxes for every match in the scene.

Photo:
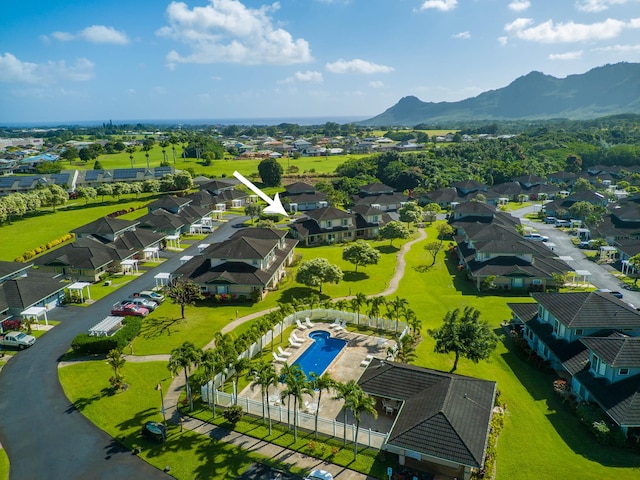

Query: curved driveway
[0,216,245,480]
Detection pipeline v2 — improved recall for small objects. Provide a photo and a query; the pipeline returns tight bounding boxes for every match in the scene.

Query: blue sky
[1,0,639,124]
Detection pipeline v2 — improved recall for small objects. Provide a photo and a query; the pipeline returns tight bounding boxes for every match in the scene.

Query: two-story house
[281,182,328,213]
[289,206,355,245]
[172,228,298,299]
[508,291,640,436]
[351,183,408,212]
[452,203,570,290]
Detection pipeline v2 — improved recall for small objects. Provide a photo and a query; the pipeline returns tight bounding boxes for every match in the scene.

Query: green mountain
[359,62,640,126]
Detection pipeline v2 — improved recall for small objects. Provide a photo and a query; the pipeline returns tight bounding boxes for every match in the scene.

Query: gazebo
[66,282,92,303]
[572,269,592,287]
[21,306,48,327]
[600,246,617,262]
[143,246,160,262]
[231,199,242,208]
[121,259,139,275]
[215,203,226,212]
[154,272,171,289]
[166,234,181,249]
[197,244,210,254]
[180,255,194,265]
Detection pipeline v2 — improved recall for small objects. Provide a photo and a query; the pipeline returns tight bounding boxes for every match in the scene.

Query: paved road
[0,216,245,480]
[513,205,640,306]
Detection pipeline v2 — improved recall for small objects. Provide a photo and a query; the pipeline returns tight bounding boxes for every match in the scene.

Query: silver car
[124,297,158,311]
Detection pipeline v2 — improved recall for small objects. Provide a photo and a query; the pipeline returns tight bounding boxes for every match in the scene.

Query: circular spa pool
[292,330,347,378]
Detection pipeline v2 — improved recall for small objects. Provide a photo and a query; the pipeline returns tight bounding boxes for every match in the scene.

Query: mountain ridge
[359,62,640,126]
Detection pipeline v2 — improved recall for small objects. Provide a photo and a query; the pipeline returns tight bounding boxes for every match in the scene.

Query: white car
[304,470,333,480]
[524,233,549,242]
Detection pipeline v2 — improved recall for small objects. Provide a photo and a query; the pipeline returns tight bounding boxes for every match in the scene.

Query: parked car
[123,297,158,311]
[132,290,165,304]
[555,219,571,228]
[0,331,36,350]
[595,288,624,299]
[544,216,557,224]
[111,303,149,317]
[304,470,334,480]
[579,240,597,249]
[524,233,549,242]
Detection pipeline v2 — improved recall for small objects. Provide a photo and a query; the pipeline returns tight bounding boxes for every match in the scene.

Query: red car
[111,303,149,317]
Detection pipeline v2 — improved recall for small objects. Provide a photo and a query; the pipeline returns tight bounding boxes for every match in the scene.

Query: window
[553,319,560,335]
[592,354,606,376]
[619,368,629,376]
[342,218,349,226]
[252,259,258,266]
[326,220,333,228]
[532,279,542,285]
[575,329,583,335]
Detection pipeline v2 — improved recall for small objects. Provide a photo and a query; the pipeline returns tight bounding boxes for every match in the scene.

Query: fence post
[333,419,336,437]
[368,428,372,447]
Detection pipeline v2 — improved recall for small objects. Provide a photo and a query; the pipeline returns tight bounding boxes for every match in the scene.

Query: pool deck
[238,321,398,434]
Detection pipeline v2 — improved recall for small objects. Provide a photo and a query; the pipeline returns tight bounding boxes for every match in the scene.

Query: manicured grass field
[59,361,272,480]
[0,194,157,261]
[0,447,8,480]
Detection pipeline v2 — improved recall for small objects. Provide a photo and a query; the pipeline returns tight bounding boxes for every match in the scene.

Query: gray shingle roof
[359,359,495,469]
[531,291,640,329]
[581,332,640,367]
[575,369,640,426]
[204,237,277,259]
[71,217,138,236]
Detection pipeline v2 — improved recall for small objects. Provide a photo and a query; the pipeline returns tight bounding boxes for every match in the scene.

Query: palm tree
[349,387,378,460]
[168,341,202,411]
[231,356,252,405]
[125,146,136,168]
[334,299,348,313]
[106,348,126,391]
[333,379,360,446]
[201,349,223,417]
[278,302,295,343]
[247,361,278,434]
[280,364,312,441]
[279,363,297,430]
[160,140,170,164]
[169,135,178,164]
[388,335,417,364]
[367,296,385,331]
[309,372,334,439]
[403,308,422,338]
[386,296,408,334]
[352,292,367,326]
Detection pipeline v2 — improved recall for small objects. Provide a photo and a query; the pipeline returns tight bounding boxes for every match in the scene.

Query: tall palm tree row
[308,372,335,439]
[247,361,278,435]
[168,341,202,411]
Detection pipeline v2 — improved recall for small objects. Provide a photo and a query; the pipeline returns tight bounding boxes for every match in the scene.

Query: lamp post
[156,383,166,427]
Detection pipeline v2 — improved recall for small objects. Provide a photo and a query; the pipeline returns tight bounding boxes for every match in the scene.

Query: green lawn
[0,447,8,480]
[132,235,412,355]
[59,361,282,480]
[0,194,157,261]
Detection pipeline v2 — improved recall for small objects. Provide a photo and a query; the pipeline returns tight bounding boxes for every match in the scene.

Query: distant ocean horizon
[1,115,372,129]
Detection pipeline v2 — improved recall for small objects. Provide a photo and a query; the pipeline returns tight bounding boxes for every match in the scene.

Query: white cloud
[498,36,509,45]
[452,31,471,39]
[369,80,384,88]
[157,0,312,66]
[576,0,633,13]
[504,17,640,43]
[279,70,323,84]
[79,26,130,45]
[419,0,457,11]
[0,53,94,84]
[326,58,394,74]
[548,50,584,60]
[49,26,129,45]
[592,43,640,52]
[508,0,530,11]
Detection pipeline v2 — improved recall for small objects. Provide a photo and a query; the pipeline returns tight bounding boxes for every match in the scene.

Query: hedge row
[14,233,74,262]
[107,205,146,218]
[70,317,142,355]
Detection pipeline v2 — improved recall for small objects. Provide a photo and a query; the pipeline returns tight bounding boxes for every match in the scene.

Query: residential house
[547,171,579,187]
[359,358,496,480]
[544,190,608,218]
[281,182,327,212]
[509,291,640,436]
[289,206,355,245]
[351,183,408,212]
[200,179,248,208]
[451,202,571,290]
[172,227,297,299]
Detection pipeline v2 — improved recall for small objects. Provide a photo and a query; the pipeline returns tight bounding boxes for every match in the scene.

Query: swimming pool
[293,330,347,379]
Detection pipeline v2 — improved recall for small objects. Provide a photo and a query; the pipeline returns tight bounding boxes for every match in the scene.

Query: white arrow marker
[233,171,289,217]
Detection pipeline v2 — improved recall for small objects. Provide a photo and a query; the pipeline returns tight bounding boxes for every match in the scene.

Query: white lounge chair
[289,337,302,348]
[328,318,341,329]
[272,351,287,363]
[277,346,292,357]
[305,317,315,328]
[291,332,304,343]
[296,319,308,330]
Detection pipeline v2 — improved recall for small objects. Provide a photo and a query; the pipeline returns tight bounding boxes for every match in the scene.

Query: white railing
[209,391,388,449]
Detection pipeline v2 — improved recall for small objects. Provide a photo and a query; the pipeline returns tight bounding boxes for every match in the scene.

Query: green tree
[201,349,223,417]
[280,364,312,441]
[295,258,343,294]
[436,222,455,240]
[351,292,367,326]
[367,296,386,330]
[398,202,422,228]
[231,356,252,406]
[333,379,360,446]
[142,179,160,193]
[75,186,97,205]
[386,295,408,334]
[126,145,137,168]
[248,361,278,434]
[60,146,79,162]
[308,372,335,439]
[342,241,380,272]
[96,183,112,202]
[258,158,283,187]
[111,182,130,200]
[628,253,640,285]
[349,386,378,460]
[168,341,202,411]
[174,171,193,190]
[572,177,593,192]
[167,279,204,319]
[245,203,262,224]
[47,184,68,211]
[424,240,444,266]
[106,348,126,391]
[428,306,498,372]
[423,203,441,224]
[380,221,409,246]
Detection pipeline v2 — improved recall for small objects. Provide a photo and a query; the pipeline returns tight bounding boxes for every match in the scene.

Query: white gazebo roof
[154,272,171,280]
[21,306,47,316]
[121,259,138,265]
[143,246,159,252]
[67,281,91,290]
[574,269,592,277]
[89,316,124,337]
[180,255,194,262]
[166,234,180,240]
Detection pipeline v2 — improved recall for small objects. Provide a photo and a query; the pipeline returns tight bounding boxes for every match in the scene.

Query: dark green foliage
[258,158,283,187]
[222,405,244,425]
[70,317,142,354]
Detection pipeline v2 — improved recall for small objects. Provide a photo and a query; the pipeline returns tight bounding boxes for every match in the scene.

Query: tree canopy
[167,279,204,319]
[258,158,283,187]
[428,306,498,372]
[295,258,343,293]
[342,241,380,272]
[380,221,409,246]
